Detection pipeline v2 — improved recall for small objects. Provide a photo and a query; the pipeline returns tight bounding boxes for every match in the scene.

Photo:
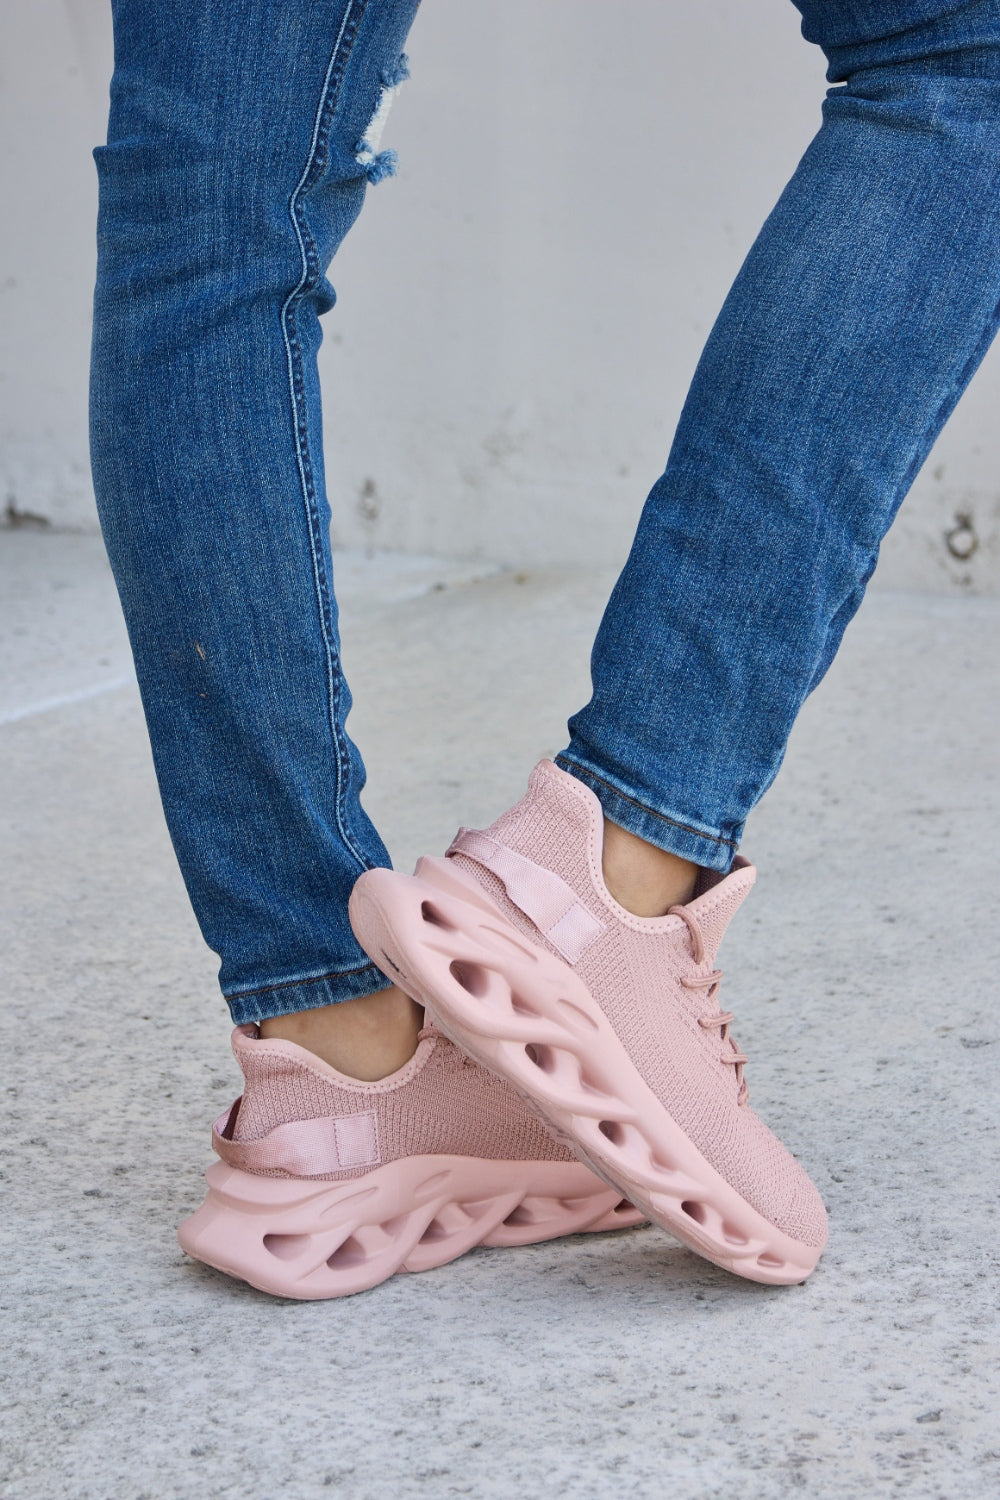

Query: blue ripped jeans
[91,0,1000,1025]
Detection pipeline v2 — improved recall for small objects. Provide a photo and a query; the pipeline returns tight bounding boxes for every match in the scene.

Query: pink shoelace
[669,904,750,1106]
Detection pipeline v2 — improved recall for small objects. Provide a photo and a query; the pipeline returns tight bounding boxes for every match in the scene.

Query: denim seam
[281,0,372,876]
[555,755,739,851]
[228,958,383,1002]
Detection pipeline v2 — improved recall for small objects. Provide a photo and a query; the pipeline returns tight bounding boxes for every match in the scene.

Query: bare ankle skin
[259,984,423,1081]
[260,821,694,1073]
[602,817,698,916]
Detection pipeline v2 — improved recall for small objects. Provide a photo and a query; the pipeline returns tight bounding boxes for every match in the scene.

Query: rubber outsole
[178,1155,641,1299]
[348,857,825,1287]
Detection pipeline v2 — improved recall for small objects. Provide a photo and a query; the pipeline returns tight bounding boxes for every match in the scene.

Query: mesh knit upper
[228,1023,572,1180]
[450,759,827,1249]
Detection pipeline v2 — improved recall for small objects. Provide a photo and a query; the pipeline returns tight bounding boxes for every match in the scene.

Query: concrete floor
[2,531,999,1500]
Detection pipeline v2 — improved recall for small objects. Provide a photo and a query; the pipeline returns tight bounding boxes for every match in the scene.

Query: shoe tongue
[686,859,756,962]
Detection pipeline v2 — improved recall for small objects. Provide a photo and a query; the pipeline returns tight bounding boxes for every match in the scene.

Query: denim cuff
[226,959,393,1026]
[555,755,740,874]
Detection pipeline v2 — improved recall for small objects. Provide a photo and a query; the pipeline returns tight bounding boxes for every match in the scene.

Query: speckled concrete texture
[2,533,999,1499]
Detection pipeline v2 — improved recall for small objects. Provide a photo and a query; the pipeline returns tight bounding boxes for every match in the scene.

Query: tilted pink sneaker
[349,760,828,1285]
[178,1019,642,1299]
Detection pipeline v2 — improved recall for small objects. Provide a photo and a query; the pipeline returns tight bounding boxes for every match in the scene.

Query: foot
[259,984,423,1080]
[178,1020,643,1299]
[601,818,697,915]
[349,759,828,1285]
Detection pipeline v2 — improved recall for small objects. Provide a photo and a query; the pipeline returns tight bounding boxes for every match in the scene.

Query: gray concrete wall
[2,0,998,592]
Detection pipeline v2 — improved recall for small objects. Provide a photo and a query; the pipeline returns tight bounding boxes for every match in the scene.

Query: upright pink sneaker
[349,760,828,1285]
[178,1019,641,1299]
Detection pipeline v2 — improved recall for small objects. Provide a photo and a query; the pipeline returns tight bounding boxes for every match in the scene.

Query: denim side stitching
[280,0,372,876]
[555,755,739,850]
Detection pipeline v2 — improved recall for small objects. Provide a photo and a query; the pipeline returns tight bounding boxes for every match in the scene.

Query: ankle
[259,984,424,1081]
[601,817,698,917]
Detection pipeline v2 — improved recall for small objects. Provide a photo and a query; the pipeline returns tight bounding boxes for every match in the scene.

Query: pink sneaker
[178,1019,642,1299]
[349,760,828,1285]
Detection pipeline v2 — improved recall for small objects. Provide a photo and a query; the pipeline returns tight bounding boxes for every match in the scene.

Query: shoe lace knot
[669,903,750,1107]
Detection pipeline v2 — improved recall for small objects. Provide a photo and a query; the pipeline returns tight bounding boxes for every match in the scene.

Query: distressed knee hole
[355,53,409,184]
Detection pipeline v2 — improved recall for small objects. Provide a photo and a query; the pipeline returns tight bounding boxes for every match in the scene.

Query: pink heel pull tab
[212,1103,380,1176]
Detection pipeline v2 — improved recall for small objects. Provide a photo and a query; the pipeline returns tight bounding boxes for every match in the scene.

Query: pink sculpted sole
[349,856,823,1286]
[179,1155,638,1299]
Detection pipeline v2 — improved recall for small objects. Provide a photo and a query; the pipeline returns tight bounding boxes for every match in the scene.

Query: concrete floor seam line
[0,673,137,726]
